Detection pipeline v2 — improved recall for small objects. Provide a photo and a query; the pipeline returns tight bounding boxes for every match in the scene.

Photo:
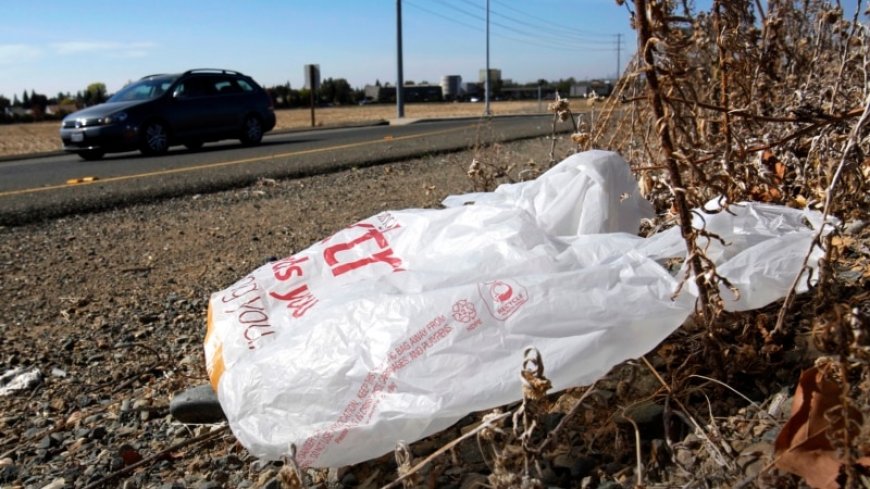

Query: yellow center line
[0,124,475,198]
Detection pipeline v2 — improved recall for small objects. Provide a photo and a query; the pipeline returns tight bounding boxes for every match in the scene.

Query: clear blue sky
[0,0,863,99]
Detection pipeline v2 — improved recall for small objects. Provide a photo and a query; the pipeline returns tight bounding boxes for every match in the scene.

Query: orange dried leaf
[774,161,787,180]
[774,366,870,488]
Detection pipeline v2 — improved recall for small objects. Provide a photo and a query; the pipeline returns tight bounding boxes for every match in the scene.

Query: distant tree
[299,88,311,106]
[84,82,107,106]
[555,77,575,95]
[0,95,9,122]
[0,95,9,121]
[29,91,48,118]
[268,83,293,108]
[21,90,30,107]
[375,79,381,87]
[318,78,353,105]
[12,94,20,107]
[537,79,549,87]
[352,88,366,103]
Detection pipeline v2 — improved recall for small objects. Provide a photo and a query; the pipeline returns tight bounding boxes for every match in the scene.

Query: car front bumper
[60,124,139,152]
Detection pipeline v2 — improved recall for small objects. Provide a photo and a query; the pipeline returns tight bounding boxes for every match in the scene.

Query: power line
[490,0,613,37]
[432,0,612,48]
[451,0,615,44]
[404,0,482,33]
[409,0,617,51]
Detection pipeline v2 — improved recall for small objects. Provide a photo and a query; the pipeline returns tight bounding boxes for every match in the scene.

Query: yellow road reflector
[383,135,394,140]
[66,176,100,185]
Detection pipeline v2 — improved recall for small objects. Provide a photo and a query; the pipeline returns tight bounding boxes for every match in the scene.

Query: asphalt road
[0,115,561,226]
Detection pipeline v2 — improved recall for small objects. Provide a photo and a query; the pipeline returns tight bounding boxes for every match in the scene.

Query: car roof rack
[181,68,245,76]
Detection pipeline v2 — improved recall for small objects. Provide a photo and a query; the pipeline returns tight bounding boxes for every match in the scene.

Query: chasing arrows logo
[479,279,528,321]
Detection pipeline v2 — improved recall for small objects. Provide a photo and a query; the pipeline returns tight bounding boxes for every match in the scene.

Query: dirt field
[0,100,548,158]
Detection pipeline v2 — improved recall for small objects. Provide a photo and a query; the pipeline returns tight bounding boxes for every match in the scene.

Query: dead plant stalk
[633,0,713,321]
[773,99,870,333]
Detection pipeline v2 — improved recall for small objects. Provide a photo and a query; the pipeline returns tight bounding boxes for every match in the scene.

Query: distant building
[6,107,31,117]
[570,80,614,98]
[440,75,462,101]
[46,102,78,116]
[364,84,443,103]
[479,68,502,83]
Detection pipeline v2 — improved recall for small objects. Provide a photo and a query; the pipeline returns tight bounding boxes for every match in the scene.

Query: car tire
[240,115,263,146]
[77,150,105,161]
[184,141,203,151]
[140,120,170,156]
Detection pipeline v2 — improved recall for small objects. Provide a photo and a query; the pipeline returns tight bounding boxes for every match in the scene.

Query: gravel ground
[0,136,576,489]
[3,132,864,489]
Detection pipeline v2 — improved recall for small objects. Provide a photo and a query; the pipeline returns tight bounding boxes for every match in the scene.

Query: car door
[166,75,225,140]
[211,76,248,136]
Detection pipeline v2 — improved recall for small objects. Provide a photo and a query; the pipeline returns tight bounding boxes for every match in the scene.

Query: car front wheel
[140,121,170,156]
[240,116,263,146]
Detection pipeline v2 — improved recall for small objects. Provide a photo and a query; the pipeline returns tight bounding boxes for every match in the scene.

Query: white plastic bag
[204,150,824,467]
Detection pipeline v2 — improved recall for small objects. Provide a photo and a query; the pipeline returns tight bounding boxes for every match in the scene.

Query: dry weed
[453,1,869,488]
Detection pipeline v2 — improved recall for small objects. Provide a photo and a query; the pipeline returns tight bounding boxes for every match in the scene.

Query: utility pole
[616,33,622,81]
[484,0,491,117]
[396,0,405,118]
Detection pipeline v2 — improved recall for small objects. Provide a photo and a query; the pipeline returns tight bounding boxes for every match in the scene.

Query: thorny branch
[379,411,512,489]
[634,0,715,322]
[773,99,870,334]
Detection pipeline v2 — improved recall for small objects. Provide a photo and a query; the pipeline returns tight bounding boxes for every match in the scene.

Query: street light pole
[484,0,491,117]
[396,0,405,118]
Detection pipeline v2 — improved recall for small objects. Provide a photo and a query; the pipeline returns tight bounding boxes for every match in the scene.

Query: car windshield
[108,76,178,102]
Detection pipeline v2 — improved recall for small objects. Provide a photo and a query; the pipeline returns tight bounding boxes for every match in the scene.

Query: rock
[675,448,696,467]
[90,426,107,440]
[169,384,225,424]
[36,435,55,449]
[616,401,664,425]
[737,441,773,480]
[844,219,867,235]
[132,399,151,410]
[0,463,18,483]
[40,478,65,489]
[459,473,488,489]
[195,481,221,489]
[0,367,42,396]
[65,411,84,427]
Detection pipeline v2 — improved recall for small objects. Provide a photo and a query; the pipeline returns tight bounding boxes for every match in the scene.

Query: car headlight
[99,112,128,125]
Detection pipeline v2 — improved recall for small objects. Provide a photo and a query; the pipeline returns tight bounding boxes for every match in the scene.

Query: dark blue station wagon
[60,69,276,160]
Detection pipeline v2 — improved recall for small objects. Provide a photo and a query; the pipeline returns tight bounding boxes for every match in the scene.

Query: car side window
[174,76,216,98]
[236,80,254,92]
[214,77,243,95]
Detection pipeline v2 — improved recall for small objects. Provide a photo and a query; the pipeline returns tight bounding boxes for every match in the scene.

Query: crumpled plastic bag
[204,150,826,467]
